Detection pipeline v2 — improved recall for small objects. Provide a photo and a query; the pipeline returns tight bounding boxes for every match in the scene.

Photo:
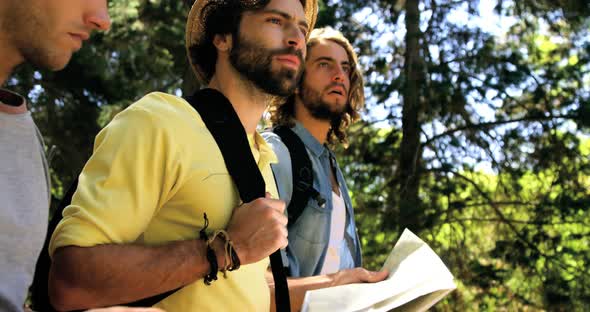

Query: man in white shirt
[265,27,387,308]
[0,1,159,311]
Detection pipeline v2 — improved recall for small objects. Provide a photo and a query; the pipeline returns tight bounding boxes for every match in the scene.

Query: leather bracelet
[200,213,218,285]
[203,242,218,285]
[199,213,209,240]
[228,243,241,271]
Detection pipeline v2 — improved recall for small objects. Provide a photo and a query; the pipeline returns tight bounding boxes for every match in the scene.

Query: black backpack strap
[273,126,322,227]
[187,89,291,312]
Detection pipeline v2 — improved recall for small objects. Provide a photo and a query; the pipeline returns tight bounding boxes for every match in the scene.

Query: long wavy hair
[269,27,365,147]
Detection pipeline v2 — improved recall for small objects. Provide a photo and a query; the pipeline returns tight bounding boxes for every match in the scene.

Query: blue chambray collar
[291,121,331,158]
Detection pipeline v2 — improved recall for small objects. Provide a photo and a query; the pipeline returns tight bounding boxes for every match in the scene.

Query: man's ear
[213,33,232,53]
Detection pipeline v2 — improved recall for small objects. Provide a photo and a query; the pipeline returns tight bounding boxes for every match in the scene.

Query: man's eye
[299,28,308,37]
[343,67,351,74]
[319,62,329,68]
[268,18,282,25]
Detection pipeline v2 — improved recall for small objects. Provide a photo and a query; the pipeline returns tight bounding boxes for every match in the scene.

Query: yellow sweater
[49,92,278,311]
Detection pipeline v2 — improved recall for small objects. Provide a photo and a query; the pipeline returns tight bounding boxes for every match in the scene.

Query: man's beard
[230,33,304,97]
[299,82,348,121]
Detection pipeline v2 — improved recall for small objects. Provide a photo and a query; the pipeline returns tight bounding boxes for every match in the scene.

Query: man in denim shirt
[265,28,387,288]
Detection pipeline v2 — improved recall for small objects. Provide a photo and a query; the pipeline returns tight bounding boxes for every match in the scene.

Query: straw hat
[185,0,318,84]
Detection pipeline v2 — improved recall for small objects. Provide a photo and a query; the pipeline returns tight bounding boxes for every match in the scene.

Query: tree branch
[431,167,589,279]
[422,114,578,147]
[430,167,552,257]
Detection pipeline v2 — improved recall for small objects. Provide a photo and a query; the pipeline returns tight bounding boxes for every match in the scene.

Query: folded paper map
[301,229,456,312]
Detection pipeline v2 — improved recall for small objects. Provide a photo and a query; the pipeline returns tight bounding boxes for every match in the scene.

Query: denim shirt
[263,122,362,277]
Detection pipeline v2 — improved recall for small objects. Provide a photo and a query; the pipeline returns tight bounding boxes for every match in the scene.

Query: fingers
[354,268,388,283]
[265,192,286,213]
[252,197,287,223]
[275,209,288,227]
[276,227,289,249]
[332,268,389,286]
[226,196,288,264]
[238,197,286,224]
[363,269,389,283]
[268,197,286,215]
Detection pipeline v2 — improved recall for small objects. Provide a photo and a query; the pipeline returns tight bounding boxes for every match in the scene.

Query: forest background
[8,0,589,310]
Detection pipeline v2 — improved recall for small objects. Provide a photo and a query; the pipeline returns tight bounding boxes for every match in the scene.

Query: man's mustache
[325,82,348,94]
[270,47,304,65]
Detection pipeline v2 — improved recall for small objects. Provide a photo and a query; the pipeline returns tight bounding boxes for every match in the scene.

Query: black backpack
[30,88,291,311]
[272,126,325,228]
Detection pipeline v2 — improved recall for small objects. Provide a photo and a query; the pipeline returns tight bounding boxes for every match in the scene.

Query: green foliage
[331,0,590,309]
[7,0,590,310]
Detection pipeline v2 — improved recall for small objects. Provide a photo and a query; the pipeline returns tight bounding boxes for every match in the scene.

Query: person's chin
[49,55,73,71]
[321,96,343,107]
[276,75,299,94]
[274,66,299,80]
[276,81,298,97]
[329,103,347,117]
[52,54,72,71]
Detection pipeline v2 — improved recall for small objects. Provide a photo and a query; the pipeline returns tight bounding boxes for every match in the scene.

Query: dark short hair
[188,0,270,83]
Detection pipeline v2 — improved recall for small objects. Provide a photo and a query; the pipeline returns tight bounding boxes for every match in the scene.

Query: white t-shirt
[0,89,50,312]
[320,191,347,275]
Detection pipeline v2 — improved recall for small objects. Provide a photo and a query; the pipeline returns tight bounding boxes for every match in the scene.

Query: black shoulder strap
[187,89,291,311]
[273,125,321,227]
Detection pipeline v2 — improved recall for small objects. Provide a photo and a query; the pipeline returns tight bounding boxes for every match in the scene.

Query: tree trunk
[397,0,423,231]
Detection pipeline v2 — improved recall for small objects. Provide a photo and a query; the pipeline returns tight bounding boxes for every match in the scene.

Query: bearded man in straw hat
[47,0,323,311]
[264,27,388,297]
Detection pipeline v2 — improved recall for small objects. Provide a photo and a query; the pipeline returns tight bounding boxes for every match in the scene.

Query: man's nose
[332,66,346,82]
[85,0,112,31]
[285,25,306,54]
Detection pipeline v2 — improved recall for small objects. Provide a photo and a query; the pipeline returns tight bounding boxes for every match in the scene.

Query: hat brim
[185,0,318,84]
